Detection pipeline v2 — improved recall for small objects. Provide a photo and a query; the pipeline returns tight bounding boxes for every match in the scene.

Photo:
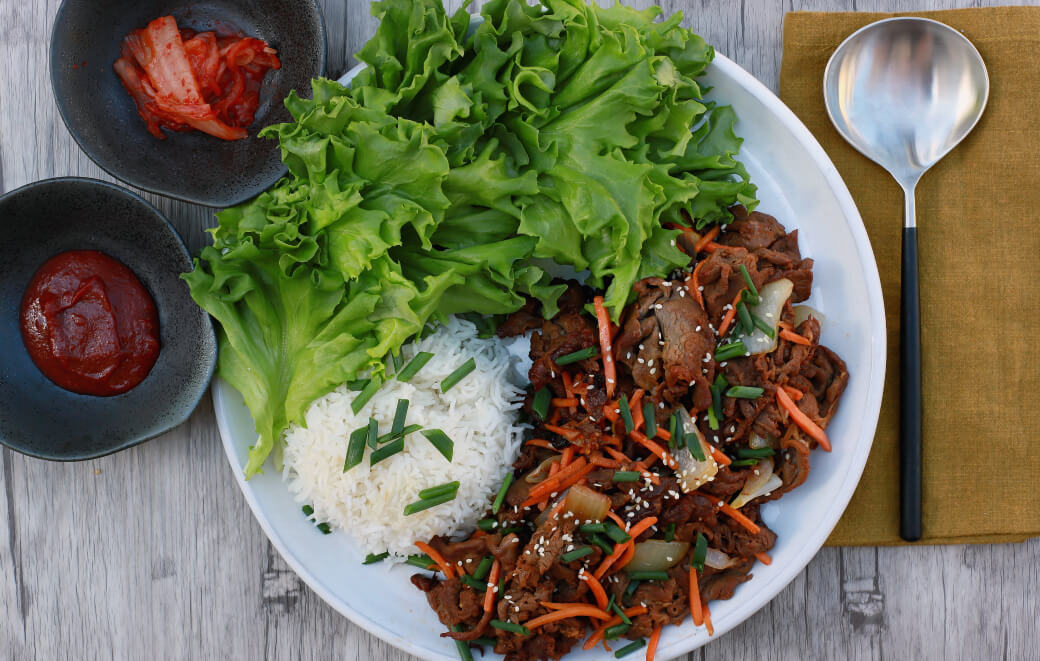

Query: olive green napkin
[780,8,1040,546]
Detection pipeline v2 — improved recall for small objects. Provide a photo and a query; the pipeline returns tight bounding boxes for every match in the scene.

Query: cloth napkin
[780,8,1040,546]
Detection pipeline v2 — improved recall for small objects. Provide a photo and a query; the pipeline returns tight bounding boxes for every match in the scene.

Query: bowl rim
[0,176,217,462]
[47,0,329,208]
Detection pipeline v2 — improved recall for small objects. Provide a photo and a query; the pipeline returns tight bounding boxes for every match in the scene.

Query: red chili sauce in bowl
[20,250,160,396]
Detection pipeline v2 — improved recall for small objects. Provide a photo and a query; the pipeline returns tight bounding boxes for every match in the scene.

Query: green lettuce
[186,0,756,476]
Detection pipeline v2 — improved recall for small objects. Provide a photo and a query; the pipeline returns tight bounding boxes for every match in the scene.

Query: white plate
[213,46,886,660]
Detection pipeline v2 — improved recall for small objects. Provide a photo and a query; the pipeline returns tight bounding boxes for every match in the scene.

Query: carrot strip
[594,517,658,578]
[777,321,794,332]
[703,602,714,635]
[693,225,720,252]
[781,385,804,401]
[414,541,455,579]
[551,398,580,408]
[560,446,576,468]
[483,559,500,612]
[543,424,581,442]
[540,601,575,611]
[687,260,706,308]
[583,607,649,650]
[590,455,621,469]
[602,403,620,423]
[581,571,610,610]
[688,569,703,625]
[525,438,558,450]
[616,540,637,569]
[715,289,744,338]
[593,296,617,399]
[521,461,595,508]
[703,241,722,253]
[630,430,675,468]
[523,605,612,630]
[605,447,633,464]
[708,445,732,466]
[755,551,773,566]
[548,461,560,478]
[549,409,562,425]
[776,387,831,451]
[647,623,663,661]
[780,329,812,346]
[629,389,645,431]
[719,503,761,534]
[654,426,670,442]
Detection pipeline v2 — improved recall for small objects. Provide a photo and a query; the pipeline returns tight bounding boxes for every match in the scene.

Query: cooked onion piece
[741,278,794,355]
[730,457,783,508]
[624,540,691,572]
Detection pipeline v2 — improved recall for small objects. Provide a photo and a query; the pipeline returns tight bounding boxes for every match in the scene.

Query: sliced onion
[674,409,718,493]
[525,455,560,483]
[624,540,691,572]
[740,278,794,355]
[792,304,825,328]
[563,484,611,523]
[705,547,739,570]
[730,457,784,508]
[748,433,777,450]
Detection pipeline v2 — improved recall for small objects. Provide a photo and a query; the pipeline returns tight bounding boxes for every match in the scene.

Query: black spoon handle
[900,225,922,542]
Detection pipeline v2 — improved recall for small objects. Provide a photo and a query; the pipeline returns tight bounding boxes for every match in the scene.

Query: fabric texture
[780,8,1040,546]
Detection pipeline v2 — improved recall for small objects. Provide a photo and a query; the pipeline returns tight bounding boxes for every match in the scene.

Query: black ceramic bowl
[50,0,326,208]
[0,178,217,460]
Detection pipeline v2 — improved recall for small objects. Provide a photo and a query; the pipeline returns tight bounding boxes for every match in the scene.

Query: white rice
[282,317,528,559]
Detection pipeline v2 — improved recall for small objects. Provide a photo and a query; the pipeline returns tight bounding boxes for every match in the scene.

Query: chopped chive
[473,556,494,581]
[370,437,404,466]
[606,593,616,615]
[612,470,641,482]
[667,413,679,450]
[736,300,754,335]
[729,458,759,467]
[492,472,514,514]
[376,423,422,444]
[397,351,434,382]
[707,404,720,431]
[589,533,615,555]
[532,387,551,421]
[391,351,404,372]
[499,577,505,595]
[561,546,594,563]
[603,524,631,545]
[709,374,728,431]
[619,394,634,433]
[391,399,409,436]
[643,400,658,436]
[441,357,476,393]
[626,570,669,581]
[737,447,776,458]
[472,637,498,647]
[738,264,759,297]
[451,625,475,661]
[664,523,676,543]
[422,429,454,461]
[316,522,332,534]
[624,579,641,600]
[478,518,499,532]
[367,417,379,449]
[301,505,314,517]
[351,377,382,414]
[714,340,748,362]
[418,481,460,500]
[344,426,367,472]
[612,599,632,624]
[363,551,390,565]
[691,532,707,571]
[460,574,487,591]
[580,522,607,534]
[614,638,646,658]
[405,553,435,570]
[345,379,369,391]
[752,314,776,338]
[686,431,705,461]
[726,385,764,399]
[403,491,457,515]
[741,287,761,307]
[676,422,688,450]
[490,620,530,636]
[604,623,630,639]
[554,346,599,366]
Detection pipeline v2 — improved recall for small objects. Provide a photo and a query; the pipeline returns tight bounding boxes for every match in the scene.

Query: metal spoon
[824,18,989,542]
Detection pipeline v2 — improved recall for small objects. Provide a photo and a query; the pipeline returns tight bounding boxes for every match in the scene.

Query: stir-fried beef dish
[411,207,849,660]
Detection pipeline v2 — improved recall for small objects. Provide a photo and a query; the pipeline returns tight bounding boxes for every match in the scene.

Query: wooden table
[1,1,1036,659]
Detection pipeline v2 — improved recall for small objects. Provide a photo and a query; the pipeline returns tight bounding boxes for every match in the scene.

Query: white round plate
[213,43,886,661]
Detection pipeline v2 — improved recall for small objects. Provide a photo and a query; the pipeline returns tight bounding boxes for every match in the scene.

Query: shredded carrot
[414,541,455,579]
[776,387,831,451]
[703,602,714,635]
[781,385,804,401]
[629,389,645,431]
[689,568,703,625]
[525,438,557,450]
[630,430,674,468]
[602,403,620,423]
[523,605,612,630]
[540,601,574,611]
[616,540,637,570]
[483,559,500,612]
[703,241,722,253]
[647,623,662,661]
[780,328,812,346]
[778,321,794,332]
[593,296,617,399]
[605,511,626,529]
[560,446,576,468]
[594,517,658,578]
[719,503,761,534]
[583,607,649,650]
[551,397,580,408]
[715,289,744,338]
[755,551,773,565]
[548,408,562,425]
[693,225,720,252]
[687,260,706,308]
[590,455,621,469]
[548,461,561,478]
[543,424,581,442]
[581,571,610,610]
[560,370,576,410]
[654,426,670,441]
[708,444,732,466]
[522,460,595,508]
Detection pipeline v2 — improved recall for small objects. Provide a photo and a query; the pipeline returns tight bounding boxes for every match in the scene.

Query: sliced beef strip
[418,577,485,628]
[512,513,579,590]
[698,558,755,602]
[697,246,762,322]
[716,207,814,302]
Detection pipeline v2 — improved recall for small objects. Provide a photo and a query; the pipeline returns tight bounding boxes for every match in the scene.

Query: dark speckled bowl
[0,178,217,460]
[50,0,326,208]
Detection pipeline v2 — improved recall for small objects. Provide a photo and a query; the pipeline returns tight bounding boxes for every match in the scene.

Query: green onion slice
[737,447,776,458]
[625,570,668,581]
[301,505,314,517]
[619,394,634,433]
[370,437,404,466]
[418,481,460,500]
[664,523,676,543]
[351,377,382,414]
[405,554,434,570]
[560,546,594,563]
[612,599,632,624]
[403,491,458,516]
[752,314,776,338]
[686,430,705,461]
[532,387,551,421]
[492,472,513,514]
[729,458,759,467]
[344,426,367,473]
[614,638,646,658]
[490,620,530,636]
[554,346,599,366]
[473,556,494,581]
[376,423,422,444]
[736,300,754,335]
[580,522,607,534]
[667,413,679,450]
[604,623,630,640]
[441,357,476,393]
[363,552,389,565]
[726,385,764,399]
[603,524,631,545]
[691,532,707,571]
[612,471,641,482]
[739,264,759,297]
[478,518,498,532]
[391,399,409,436]
[714,340,748,362]
[451,625,475,661]
[422,428,454,461]
[397,352,434,382]
[366,417,379,449]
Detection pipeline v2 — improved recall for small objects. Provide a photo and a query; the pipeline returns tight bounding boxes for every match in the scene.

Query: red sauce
[20,250,160,397]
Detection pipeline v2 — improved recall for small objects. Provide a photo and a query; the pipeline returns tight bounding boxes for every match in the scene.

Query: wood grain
[1,1,1037,659]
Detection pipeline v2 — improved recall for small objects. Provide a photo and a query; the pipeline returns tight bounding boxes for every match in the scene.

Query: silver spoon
[824,18,989,542]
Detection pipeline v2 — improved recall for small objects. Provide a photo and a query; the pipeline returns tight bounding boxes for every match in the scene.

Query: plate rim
[213,49,887,660]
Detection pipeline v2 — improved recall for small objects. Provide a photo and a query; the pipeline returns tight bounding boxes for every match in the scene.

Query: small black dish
[50,0,327,208]
[0,178,217,461]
